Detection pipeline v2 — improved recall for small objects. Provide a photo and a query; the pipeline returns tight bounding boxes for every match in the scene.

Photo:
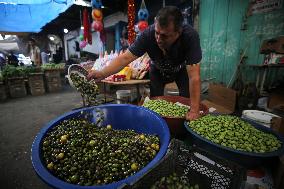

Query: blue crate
[31,104,170,189]
[184,115,284,168]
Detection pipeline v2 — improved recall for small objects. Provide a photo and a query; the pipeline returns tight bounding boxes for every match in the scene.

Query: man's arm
[186,63,201,121]
[87,49,138,80]
[35,47,41,66]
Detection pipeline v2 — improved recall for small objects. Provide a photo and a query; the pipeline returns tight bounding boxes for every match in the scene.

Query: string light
[127,0,136,44]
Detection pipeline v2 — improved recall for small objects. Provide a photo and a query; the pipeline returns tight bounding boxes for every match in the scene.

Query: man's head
[28,38,36,47]
[154,6,183,50]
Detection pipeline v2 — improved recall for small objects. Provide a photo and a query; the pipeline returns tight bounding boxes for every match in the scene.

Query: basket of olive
[67,64,101,106]
[31,104,170,189]
[184,114,284,168]
[142,96,209,138]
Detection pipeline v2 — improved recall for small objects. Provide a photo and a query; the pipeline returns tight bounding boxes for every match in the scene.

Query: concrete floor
[0,86,84,189]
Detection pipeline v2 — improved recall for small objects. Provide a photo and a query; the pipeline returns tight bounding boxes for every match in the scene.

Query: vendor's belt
[153,62,186,74]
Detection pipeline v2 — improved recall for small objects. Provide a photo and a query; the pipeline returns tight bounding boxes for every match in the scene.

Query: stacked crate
[7,77,27,98]
[44,70,62,92]
[28,73,45,95]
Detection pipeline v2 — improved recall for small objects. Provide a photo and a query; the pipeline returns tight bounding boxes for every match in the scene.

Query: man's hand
[87,70,105,81]
[186,110,201,121]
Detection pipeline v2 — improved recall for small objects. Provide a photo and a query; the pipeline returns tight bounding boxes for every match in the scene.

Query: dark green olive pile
[150,173,199,189]
[143,99,189,117]
[70,73,99,105]
[42,117,160,186]
[187,115,282,153]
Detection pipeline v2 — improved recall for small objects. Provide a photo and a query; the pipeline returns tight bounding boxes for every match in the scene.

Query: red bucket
[149,96,209,138]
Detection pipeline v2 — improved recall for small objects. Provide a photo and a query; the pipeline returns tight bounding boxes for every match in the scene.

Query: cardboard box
[268,92,284,109]
[273,36,284,54]
[260,36,284,54]
[202,83,237,114]
[271,117,284,136]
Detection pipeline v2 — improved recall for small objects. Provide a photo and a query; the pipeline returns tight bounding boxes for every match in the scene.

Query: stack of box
[44,70,62,92]
[28,73,45,96]
[7,77,27,98]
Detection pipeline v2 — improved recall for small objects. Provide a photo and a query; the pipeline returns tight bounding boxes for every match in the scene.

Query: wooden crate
[46,81,62,92]
[44,70,62,92]
[0,82,7,101]
[28,73,45,96]
[44,69,60,80]
[8,77,27,98]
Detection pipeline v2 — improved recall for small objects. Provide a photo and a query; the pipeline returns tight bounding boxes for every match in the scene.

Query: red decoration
[138,21,148,32]
[83,8,92,45]
[79,41,87,48]
[91,2,104,43]
[92,20,103,32]
[127,0,136,44]
[92,9,103,21]
[99,30,106,44]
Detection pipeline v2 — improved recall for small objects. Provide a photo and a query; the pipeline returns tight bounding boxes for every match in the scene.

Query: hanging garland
[127,0,136,44]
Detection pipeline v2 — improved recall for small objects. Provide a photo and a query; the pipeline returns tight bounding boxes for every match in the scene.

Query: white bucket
[116,90,131,104]
[241,110,280,128]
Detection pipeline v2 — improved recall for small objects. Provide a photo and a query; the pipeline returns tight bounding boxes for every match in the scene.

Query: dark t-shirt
[128,24,202,74]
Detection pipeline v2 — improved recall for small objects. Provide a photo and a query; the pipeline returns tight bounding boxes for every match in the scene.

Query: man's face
[154,20,180,50]
[29,40,35,47]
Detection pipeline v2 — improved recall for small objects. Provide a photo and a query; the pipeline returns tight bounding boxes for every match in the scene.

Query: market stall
[1,0,284,189]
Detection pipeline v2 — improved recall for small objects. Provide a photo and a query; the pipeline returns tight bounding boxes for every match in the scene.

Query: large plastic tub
[184,115,284,168]
[31,104,170,189]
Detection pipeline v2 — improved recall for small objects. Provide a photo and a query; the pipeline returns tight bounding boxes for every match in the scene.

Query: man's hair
[155,6,183,31]
[29,38,36,43]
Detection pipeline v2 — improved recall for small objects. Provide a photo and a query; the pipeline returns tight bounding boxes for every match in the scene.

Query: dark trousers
[149,65,189,97]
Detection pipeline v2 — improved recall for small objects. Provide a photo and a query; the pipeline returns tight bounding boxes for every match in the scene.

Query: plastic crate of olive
[31,104,170,189]
[184,114,284,168]
[142,96,208,138]
[123,139,246,189]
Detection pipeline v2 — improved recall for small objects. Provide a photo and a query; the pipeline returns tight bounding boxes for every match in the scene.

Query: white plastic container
[242,110,280,128]
[116,90,131,104]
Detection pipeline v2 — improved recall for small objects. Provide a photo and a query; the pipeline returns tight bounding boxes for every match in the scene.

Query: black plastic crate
[124,139,246,189]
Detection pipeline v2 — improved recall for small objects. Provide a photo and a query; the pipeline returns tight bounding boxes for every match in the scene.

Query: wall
[199,0,247,85]
[242,1,284,83]
[199,0,284,86]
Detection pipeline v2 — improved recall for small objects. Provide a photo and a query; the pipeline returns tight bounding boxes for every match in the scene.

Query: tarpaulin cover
[0,0,74,33]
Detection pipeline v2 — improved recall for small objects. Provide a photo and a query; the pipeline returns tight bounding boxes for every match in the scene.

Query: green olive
[187,115,282,153]
[41,117,160,186]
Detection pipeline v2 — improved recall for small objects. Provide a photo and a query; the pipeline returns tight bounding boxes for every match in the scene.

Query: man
[87,6,202,121]
[28,38,41,67]
[0,52,6,70]
[8,52,18,67]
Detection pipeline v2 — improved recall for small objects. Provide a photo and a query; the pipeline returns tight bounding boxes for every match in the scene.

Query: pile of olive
[150,173,199,189]
[187,115,282,153]
[42,117,160,186]
[143,99,189,117]
[70,72,100,105]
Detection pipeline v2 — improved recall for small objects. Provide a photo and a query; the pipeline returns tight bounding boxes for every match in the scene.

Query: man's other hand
[185,110,201,121]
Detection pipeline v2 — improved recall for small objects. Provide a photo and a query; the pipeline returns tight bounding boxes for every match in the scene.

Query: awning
[0,0,75,33]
